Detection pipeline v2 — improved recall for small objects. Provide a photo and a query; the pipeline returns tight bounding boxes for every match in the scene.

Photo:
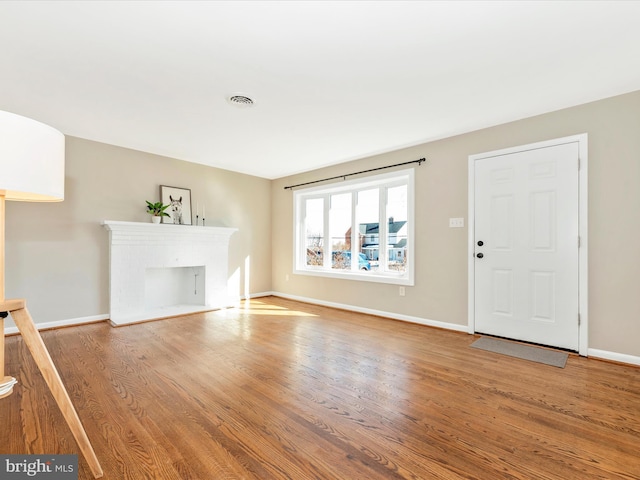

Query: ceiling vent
[227,95,255,108]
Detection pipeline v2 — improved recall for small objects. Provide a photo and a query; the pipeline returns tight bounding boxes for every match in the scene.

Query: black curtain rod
[283,158,425,190]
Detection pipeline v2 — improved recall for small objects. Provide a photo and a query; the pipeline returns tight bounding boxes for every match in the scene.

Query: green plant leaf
[146,200,170,216]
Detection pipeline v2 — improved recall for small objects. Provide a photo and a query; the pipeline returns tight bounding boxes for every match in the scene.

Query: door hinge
[578,313,581,326]
[578,157,581,170]
[578,235,581,248]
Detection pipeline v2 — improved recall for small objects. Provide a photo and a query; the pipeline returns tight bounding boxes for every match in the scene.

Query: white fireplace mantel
[103,220,237,325]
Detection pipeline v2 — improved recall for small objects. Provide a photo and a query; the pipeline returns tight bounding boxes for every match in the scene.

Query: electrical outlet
[285,274,290,281]
[449,217,464,228]
[399,286,406,297]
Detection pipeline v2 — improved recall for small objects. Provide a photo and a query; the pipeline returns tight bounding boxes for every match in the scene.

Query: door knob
[476,253,484,258]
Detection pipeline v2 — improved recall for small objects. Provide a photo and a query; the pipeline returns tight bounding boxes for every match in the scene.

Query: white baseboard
[269,291,469,333]
[260,292,640,367]
[588,348,640,367]
[3,313,109,335]
[5,298,639,368]
[1,294,270,335]
[243,291,274,299]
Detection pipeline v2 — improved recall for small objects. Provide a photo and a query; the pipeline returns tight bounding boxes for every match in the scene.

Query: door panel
[474,142,579,350]
[492,269,513,315]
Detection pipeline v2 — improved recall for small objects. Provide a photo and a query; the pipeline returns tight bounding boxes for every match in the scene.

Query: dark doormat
[470,336,568,368]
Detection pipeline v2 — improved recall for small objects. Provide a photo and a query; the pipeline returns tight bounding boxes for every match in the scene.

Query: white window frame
[293,168,415,286]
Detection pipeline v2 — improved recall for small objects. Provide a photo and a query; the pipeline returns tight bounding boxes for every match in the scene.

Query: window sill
[293,268,414,286]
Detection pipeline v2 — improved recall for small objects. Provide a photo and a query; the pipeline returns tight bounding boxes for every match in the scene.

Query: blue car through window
[332,251,371,271]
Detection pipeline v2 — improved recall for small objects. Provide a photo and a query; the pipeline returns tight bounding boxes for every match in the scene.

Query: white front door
[472,140,580,351]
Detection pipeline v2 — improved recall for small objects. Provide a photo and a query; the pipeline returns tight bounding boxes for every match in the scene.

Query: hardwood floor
[2,296,639,479]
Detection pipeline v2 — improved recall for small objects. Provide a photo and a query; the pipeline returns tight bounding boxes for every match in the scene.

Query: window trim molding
[293,168,415,286]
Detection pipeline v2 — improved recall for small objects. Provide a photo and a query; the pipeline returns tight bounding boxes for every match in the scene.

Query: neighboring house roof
[359,219,407,235]
[356,219,407,248]
[393,238,407,249]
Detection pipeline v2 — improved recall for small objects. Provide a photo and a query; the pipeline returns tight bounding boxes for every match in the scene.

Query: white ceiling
[2,1,640,180]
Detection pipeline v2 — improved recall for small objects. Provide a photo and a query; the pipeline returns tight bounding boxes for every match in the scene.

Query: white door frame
[468,134,588,356]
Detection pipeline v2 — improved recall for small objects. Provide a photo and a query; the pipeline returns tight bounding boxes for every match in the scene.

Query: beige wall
[271,90,640,358]
[5,136,272,328]
[5,91,639,359]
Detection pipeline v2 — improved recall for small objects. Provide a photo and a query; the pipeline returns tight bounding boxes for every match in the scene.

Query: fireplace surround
[103,221,237,325]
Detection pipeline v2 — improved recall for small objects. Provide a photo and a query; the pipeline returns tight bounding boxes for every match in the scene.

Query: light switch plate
[449,217,464,228]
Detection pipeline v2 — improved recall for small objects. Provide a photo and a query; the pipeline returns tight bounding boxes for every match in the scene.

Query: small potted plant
[146,201,170,224]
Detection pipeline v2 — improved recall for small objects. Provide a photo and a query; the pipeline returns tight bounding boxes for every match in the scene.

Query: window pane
[386,185,408,273]
[356,189,380,272]
[330,193,351,270]
[294,168,413,285]
[305,198,324,267]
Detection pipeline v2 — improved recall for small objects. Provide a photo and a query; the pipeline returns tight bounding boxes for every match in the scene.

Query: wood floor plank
[2,296,639,479]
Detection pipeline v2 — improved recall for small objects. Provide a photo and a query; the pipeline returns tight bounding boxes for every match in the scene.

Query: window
[294,168,414,285]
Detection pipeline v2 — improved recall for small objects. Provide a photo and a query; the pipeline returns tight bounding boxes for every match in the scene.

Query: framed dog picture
[160,185,192,225]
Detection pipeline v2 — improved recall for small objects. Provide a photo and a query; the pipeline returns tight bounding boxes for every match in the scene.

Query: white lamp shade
[0,110,65,202]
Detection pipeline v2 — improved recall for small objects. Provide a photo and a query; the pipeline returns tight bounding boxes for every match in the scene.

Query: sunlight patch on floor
[238,300,318,317]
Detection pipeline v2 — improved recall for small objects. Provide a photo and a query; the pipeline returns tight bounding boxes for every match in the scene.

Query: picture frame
[160,185,192,225]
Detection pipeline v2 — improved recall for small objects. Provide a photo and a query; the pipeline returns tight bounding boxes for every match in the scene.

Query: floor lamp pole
[0,194,103,478]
